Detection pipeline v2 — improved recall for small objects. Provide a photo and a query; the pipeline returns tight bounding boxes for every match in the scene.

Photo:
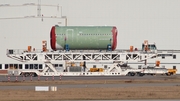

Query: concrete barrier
[35,86,49,91]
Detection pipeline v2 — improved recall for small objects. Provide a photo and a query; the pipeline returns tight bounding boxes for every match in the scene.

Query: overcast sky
[0,0,180,63]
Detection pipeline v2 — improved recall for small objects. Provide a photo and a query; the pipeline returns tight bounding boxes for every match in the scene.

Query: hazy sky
[0,0,180,63]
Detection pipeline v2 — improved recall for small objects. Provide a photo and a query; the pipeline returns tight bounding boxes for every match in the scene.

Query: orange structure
[144,40,149,51]
[130,46,133,52]
[156,60,160,67]
[28,46,32,52]
[42,40,47,52]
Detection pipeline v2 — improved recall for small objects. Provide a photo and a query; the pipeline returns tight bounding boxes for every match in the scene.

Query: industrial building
[0,0,180,75]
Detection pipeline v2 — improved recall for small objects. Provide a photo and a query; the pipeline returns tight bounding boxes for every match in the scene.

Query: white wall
[1,0,180,63]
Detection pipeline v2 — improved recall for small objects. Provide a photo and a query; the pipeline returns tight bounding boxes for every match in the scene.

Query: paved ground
[0,83,179,90]
[0,75,179,90]
[0,74,175,81]
[64,100,180,101]
[66,100,180,101]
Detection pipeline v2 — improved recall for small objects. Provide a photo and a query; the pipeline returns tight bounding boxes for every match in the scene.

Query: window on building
[0,64,2,69]
[19,64,22,69]
[9,64,13,69]
[162,55,165,59]
[104,65,107,69]
[55,64,58,67]
[30,64,33,69]
[173,55,176,59]
[14,64,18,69]
[34,64,38,69]
[173,66,176,69]
[25,64,29,69]
[93,65,96,68]
[5,64,8,69]
[9,50,13,54]
[39,64,43,69]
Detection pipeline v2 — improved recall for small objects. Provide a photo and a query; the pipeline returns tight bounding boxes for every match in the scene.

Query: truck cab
[142,40,157,53]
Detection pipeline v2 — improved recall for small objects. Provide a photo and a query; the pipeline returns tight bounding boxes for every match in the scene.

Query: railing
[6,49,180,58]
[6,49,159,54]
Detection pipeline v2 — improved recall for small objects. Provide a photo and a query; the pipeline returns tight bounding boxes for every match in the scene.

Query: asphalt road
[63,100,180,101]
[0,75,175,82]
[0,75,179,90]
[67,100,180,101]
[0,83,179,90]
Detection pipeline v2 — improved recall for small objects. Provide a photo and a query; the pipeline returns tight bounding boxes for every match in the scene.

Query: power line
[0,16,62,20]
[0,3,59,7]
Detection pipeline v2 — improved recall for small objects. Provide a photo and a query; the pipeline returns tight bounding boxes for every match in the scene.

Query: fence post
[45,78,48,81]
[38,75,40,81]
[15,76,18,81]
[23,75,25,81]
[52,75,54,81]
[60,75,61,81]
[8,76,10,81]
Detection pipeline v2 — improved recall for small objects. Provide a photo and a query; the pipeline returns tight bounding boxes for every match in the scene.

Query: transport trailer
[5,40,179,76]
[7,62,174,77]
[7,62,143,77]
[125,65,174,77]
[137,67,168,76]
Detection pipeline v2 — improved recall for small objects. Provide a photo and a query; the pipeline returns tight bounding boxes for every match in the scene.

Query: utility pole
[37,0,41,17]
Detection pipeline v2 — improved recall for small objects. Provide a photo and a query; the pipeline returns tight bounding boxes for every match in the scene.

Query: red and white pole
[45,78,48,81]
[52,75,54,81]
[38,75,40,81]
[23,75,25,81]
[15,76,17,81]
[22,73,25,81]
[8,76,10,81]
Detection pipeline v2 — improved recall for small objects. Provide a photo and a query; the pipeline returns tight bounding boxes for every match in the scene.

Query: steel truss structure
[6,49,160,63]
[6,49,180,76]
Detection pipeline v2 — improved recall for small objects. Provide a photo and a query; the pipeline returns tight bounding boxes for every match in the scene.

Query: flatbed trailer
[6,41,178,76]
[7,62,143,76]
[7,62,174,77]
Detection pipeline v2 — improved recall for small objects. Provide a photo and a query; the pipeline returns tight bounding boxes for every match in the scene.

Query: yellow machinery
[80,62,84,66]
[66,62,84,67]
[155,60,177,76]
[90,68,104,72]
[66,62,75,66]
[166,69,177,76]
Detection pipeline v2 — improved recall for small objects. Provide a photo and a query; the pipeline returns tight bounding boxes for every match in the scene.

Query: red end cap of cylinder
[112,27,117,51]
[50,26,56,51]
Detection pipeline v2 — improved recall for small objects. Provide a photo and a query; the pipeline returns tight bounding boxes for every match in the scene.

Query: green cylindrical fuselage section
[50,26,117,50]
